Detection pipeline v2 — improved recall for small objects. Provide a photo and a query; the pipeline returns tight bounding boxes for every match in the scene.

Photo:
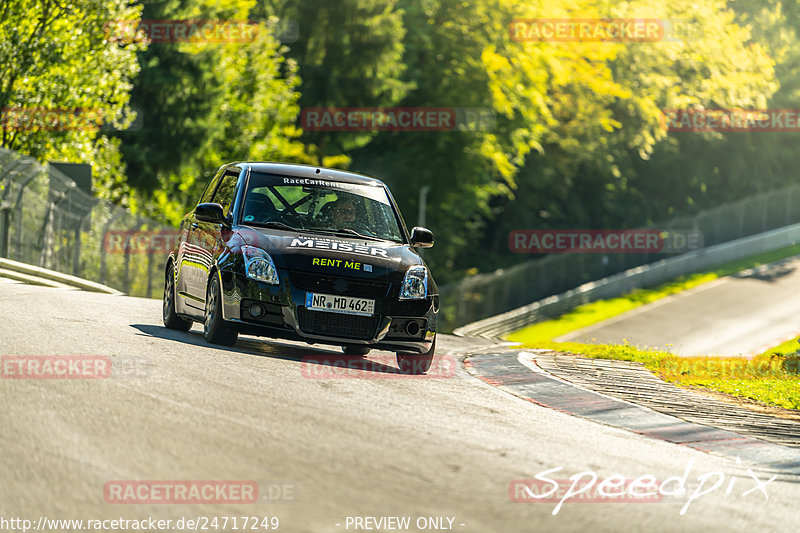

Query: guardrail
[0,147,175,297]
[441,184,800,331]
[454,222,800,338]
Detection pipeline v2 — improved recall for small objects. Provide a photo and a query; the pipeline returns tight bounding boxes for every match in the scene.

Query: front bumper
[218,268,438,353]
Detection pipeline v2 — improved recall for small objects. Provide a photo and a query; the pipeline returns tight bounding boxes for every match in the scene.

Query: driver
[329,197,357,228]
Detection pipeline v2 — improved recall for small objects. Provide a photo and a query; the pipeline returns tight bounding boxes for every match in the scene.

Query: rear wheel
[342,345,370,356]
[163,263,192,331]
[396,336,436,375]
[204,275,238,346]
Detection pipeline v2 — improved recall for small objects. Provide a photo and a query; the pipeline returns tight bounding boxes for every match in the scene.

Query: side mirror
[195,203,226,225]
[410,226,434,248]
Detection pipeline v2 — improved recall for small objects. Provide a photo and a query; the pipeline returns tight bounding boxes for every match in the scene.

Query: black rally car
[163,162,439,373]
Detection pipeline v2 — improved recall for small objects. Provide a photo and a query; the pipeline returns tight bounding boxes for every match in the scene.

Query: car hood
[236,226,425,283]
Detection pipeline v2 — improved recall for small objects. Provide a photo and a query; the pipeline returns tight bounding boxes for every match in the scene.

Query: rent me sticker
[312,257,369,271]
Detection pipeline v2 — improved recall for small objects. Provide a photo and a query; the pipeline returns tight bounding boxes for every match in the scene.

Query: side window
[199,169,224,204]
[211,171,240,217]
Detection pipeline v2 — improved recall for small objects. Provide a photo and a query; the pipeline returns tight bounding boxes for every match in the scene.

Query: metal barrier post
[73,210,93,277]
[0,202,10,257]
[99,209,123,285]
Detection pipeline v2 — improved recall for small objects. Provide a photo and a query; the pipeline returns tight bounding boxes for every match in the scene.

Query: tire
[342,345,370,356]
[204,274,238,346]
[163,263,192,331]
[396,336,436,375]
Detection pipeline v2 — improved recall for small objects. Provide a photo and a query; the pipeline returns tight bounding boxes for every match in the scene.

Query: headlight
[399,265,428,300]
[241,245,279,285]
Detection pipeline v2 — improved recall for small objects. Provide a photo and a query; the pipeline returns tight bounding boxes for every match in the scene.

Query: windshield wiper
[311,227,384,241]
[335,228,380,240]
[249,221,301,232]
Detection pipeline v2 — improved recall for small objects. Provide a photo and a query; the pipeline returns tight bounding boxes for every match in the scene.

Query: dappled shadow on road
[734,258,798,283]
[129,323,411,375]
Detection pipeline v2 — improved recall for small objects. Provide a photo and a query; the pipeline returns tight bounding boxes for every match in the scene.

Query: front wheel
[163,263,192,331]
[204,275,238,346]
[396,336,436,375]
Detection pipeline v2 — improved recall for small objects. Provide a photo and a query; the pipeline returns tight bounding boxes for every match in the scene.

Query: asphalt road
[1,278,799,533]
[557,256,800,355]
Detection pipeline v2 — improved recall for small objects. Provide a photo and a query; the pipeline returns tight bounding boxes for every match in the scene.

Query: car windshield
[241,172,405,243]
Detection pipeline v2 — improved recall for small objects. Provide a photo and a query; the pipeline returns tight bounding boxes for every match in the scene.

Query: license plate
[305,292,375,316]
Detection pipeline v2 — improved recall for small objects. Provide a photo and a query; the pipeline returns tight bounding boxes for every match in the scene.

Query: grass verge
[758,336,800,357]
[508,245,800,410]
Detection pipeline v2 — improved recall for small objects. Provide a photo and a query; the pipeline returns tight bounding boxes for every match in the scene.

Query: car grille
[290,272,390,299]
[297,307,379,340]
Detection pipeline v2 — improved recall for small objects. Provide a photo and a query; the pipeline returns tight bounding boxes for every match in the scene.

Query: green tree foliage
[0,0,145,200]
[3,0,793,287]
[347,0,778,278]
[644,0,800,212]
[134,0,416,220]
[118,0,308,221]
[507,0,778,228]
[267,0,413,164]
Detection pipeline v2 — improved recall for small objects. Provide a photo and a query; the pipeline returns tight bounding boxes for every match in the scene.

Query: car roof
[231,162,386,188]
